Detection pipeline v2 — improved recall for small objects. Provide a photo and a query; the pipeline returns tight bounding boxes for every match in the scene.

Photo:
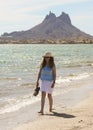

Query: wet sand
[0,76,93,130]
[13,91,93,130]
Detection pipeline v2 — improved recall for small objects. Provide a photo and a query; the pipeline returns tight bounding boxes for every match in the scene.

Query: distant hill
[1,11,93,43]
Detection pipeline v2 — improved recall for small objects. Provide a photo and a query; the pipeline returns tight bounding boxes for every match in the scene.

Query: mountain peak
[1,11,93,41]
[58,12,71,25]
[44,11,56,21]
[44,11,71,24]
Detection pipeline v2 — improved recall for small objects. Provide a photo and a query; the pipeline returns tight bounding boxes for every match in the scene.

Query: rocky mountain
[1,11,93,41]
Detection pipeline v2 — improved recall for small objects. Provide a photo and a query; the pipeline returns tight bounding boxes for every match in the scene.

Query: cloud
[1,0,91,17]
[0,0,93,35]
[0,0,92,11]
[0,0,92,15]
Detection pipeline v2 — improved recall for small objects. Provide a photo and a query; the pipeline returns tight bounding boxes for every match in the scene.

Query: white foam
[0,95,40,115]
[0,72,92,115]
[56,72,90,84]
[56,77,71,84]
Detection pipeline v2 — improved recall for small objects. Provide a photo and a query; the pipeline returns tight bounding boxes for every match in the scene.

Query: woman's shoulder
[52,64,56,70]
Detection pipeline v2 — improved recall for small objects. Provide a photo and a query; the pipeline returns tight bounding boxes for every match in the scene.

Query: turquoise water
[0,44,93,74]
[0,44,93,114]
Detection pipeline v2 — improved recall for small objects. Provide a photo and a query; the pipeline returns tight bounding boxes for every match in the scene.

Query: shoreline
[13,90,93,130]
[0,43,93,44]
[0,76,93,130]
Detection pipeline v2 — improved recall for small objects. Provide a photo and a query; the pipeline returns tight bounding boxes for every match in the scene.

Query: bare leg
[39,91,46,115]
[48,93,53,112]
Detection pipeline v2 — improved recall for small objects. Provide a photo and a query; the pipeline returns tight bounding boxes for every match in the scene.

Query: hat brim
[43,52,53,58]
[43,56,53,58]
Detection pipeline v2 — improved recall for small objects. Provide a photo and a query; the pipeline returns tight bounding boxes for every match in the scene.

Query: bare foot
[38,111,44,115]
[49,109,52,112]
[40,113,44,115]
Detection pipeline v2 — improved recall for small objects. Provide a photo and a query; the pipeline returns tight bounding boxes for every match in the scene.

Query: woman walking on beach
[36,52,56,115]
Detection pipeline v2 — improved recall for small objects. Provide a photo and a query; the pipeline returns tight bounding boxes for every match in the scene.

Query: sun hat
[43,52,53,57]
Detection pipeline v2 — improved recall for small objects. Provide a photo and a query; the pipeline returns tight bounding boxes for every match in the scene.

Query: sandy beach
[13,93,93,130]
[12,76,93,130]
[0,43,93,130]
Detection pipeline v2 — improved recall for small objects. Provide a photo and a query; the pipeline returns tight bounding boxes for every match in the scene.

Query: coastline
[13,90,93,130]
[0,76,93,130]
[0,44,93,130]
[0,42,93,44]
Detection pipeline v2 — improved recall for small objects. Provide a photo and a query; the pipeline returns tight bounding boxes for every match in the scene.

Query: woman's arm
[51,66,56,88]
[36,68,42,88]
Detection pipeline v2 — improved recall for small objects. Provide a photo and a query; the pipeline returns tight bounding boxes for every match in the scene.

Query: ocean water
[0,44,93,114]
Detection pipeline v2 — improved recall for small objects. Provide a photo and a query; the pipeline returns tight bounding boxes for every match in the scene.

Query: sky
[0,0,93,36]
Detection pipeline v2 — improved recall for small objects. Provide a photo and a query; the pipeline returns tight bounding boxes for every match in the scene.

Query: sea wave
[56,72,93,84]
[64,62,93,68]
[0,72,93,115]
[0,77,19,81]
[0,94,40,115]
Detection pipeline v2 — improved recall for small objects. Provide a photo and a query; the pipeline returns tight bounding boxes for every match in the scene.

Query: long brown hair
[40,57,54,69]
